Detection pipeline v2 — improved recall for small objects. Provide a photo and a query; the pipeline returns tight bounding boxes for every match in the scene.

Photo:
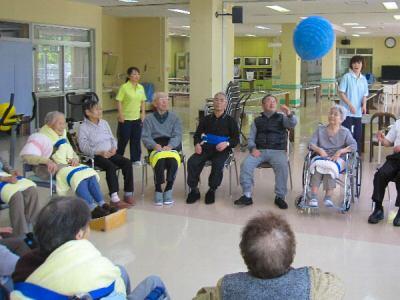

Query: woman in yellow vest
[116,67,147,165]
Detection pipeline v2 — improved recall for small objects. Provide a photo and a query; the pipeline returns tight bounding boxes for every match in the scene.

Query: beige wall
[168,36,190,77]
[336,37,400,77]
[0,0,103,98]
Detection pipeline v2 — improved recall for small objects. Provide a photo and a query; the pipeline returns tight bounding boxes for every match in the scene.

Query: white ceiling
[71,0,400,37]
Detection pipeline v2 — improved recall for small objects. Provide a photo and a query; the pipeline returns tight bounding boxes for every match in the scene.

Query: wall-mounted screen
[381,65,400,81]
[258,57,271,66]
[244,57,257,66]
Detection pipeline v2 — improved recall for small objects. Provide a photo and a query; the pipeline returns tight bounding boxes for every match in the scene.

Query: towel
[309,156,345,179]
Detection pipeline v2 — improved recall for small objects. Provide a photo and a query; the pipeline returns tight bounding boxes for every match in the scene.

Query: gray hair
[330,105,347,122]
[152,91,169,102]
[240,212,296,279]
[44,111,65,126]
[214,92,227,101]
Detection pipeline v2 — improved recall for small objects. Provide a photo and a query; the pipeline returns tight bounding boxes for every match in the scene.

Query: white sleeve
[385,123,398,144]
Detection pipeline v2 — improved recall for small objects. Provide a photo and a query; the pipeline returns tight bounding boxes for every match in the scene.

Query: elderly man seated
[186,92,239,205]
[308,105,357,208]
[78,98,134,208]
[11,196,170,299]
[234,94,297,209]
[142,92,182,205]
[0,156,40,236]
[20,111,113,219]
[193,212,344,299]
[368,118,400,226]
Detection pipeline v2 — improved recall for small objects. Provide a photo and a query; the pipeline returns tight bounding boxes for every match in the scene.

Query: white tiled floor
[1,94,400,299]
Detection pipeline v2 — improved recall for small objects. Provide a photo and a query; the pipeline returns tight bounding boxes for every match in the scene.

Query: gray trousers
[240,149,288,198]
[8,187,40,235]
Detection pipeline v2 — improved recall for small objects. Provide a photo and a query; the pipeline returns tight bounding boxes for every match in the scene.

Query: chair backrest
[370,112,397,137]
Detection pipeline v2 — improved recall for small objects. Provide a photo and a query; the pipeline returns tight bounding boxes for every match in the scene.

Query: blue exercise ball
[293,16,335,61]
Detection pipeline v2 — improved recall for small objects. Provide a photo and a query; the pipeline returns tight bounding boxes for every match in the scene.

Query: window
[0,21,29,39]
[33,25,93,93]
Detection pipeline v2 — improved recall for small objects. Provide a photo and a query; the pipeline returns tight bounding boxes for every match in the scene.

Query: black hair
[261,94,277,104]
[349,55,364,70]
[82,95,99,119]
[125,66,141,83]
[34,196,91,255]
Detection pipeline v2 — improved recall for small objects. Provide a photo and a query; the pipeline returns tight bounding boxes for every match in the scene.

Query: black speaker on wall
[341,38,351,45]
[232,6,243,24]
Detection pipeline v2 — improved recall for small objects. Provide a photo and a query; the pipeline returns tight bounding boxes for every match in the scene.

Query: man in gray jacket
[142,92,182,205]
[234,94,297,209]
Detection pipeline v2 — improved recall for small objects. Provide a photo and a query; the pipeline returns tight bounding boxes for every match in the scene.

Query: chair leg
[141,164,145,196]
[234,158,239,185]
[229,164,232,196]
[183,160,187,195]
[288,161,293,190]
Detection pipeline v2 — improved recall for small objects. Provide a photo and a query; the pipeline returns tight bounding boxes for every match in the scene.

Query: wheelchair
[295,150,362,213]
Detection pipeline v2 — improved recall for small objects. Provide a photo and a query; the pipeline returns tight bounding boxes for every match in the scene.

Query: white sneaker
[324,198,334,208]
[308,198,318,207]
[133,161,143,166]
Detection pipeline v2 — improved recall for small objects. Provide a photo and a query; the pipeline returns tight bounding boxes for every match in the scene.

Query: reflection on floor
[1,94,400,299]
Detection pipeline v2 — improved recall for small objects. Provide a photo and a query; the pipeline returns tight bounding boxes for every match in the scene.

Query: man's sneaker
[308,198,318,208]
[394,210,400,227]
[91,206,109,219]
[205,189,216,204]
[234,195,253,206]
[123,195,135,206]
[186,188,200,204]
[368,207,384,224]
[132,161,142,166]
[163,190,174,205]
[323,197,334,208]
[274,196,288,209]
[154,192,163,206]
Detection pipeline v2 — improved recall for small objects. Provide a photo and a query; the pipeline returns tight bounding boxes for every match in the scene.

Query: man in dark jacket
[234,94,297,209]
[186,92,239,205]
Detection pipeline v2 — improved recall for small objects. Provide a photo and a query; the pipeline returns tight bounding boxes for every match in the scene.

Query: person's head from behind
[213,92,228,114]
[261,94,278,113]
[240,212,296,279]
[153,92,169,114]
[349,55,364,73]
[83,98,102,122]
[44,111,66,136]
[126,66,140,83]
[328,105,346,126]
[34,196,91,255]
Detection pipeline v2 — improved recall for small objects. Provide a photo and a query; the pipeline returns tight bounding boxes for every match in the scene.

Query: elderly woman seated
[142,92,182,205]
[194,212,344,299]
[11,196,169,299]
[308,105,357,208]
[78,97,134,208]
[20,111,113,219]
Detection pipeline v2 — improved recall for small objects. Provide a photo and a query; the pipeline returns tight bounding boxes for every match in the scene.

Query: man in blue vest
[234,94,297,209]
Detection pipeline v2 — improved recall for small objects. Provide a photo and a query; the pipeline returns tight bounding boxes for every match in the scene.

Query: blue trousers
[342,116,362,154]
[75,176,105,211]
[117,120,142,163]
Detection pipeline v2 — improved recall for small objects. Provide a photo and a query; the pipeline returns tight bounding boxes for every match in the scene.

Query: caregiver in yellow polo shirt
[116,66,147,164]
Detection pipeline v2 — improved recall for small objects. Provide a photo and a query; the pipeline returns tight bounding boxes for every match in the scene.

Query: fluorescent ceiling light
[266,5,290,13]
[343,22,359,26]
[299,17,307,19]
[352,26,367,29]
[168,9,190,15]
[255,26,270,30]
[119,0,138,2]
[352,34,360,37]
[181,25,190,29]
[383,2,398,10]
[394,15,400,20]
[358,32,371,34]
[246,34,256,37]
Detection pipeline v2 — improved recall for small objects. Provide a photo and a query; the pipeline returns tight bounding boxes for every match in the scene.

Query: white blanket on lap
[309,156,345,179]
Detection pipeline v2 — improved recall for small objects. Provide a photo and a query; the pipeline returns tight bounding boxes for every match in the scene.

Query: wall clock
[385,37,396,48]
